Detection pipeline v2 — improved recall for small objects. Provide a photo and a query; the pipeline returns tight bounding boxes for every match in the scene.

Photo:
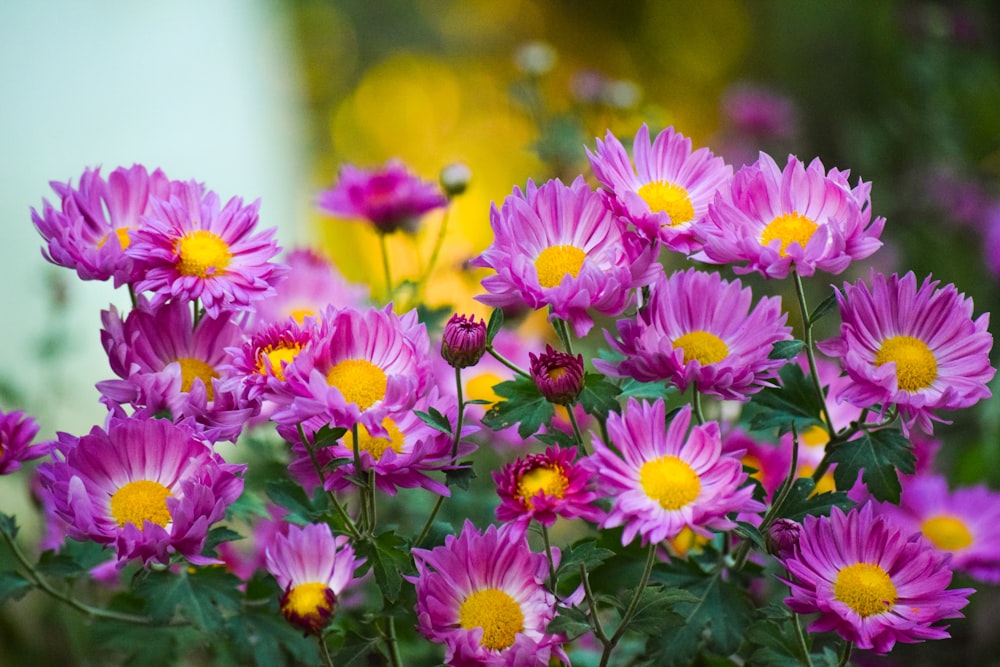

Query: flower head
[696,153,885,279]
[818,271,994,433]
[37,416,245,566]
[264,522,364,635]
[494,446,602,527]
[596,268,791,401]
[441,313,487,369]
[780,503,973,654]
[317,159,447,235]
[586,400,761,546]
[471,176,660,337]
[587,124,732,252]
[0,410,48,475]
[409,521,566,666]
[529,345,584,405]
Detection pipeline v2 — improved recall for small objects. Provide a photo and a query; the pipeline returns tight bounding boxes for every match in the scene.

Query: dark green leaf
[200,527,243,560]
[416,302,452,331]
[414,408,453,436]
[332,631,382,667]
[0,513,18,539]
[746,617,808,667]
[0,570,32,603]
[547,605,592,640]
[356,530,411,603]
[266,478,321,523]
[445,463,476,490]
[619,585,692,636]
[312,425,347,449]
[481,376,554,439]
[578,373,622,416]
[617,377,676,401]
[808,290,840,327]
[734,521,768,552]
[768,339,805,360]
[829,428,915,503]
[746,364,825,435]
[555,539,616,580]
[534,430,576,448]
[36,539,111,579]
[776,477,855,522]
[134,567,242,632]
[486,308,504,345]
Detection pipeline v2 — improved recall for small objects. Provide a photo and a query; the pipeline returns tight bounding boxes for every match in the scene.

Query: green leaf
[555,539,616,580]
[0,570,32,603]
[445,463,476,490]
[266,478,323,523]
[808,290,840,327]
[36,539,111,579]
[829,428,915,503]
[414,407,453,436]
[776,478,855,522]
[619,585,692,636]
[134,566,243,632]
[534,430,576,448]
[332,631,382,667]
[481,376,554,439]
[578,372,622,416]
[768,339,805,360]
[734,521,768,553]
[745,364,825,435]
[0,513,19,539]
[547,605,592,640]
[746,616,808,667]
[312,424,347,449]
[486,308,504,345]
[617,377,677,401]
[356,530,411,603]
[200,526,243,560]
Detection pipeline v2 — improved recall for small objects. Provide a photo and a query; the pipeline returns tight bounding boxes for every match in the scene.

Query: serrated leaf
[481,376,554,439]
[486,308,504,344]
[534,430,576,448]
[0,513,19,539]
[619,585,692,636]
[36,538,112,579]
[776,477,855,522]
[134,567,242,632]
[617,377,676,401]
[333,631,382,667]
[829,428,914,503]
[746,364,825,435]
[578,373,622,416]
[201,527,243,560]
[555,540,616,579]
[768,339,805,360]
[445,463,476,490]
[0,570,32,603]
[734,521,768,552]
[357,531,411,603]
[266,478,321,523]
[808,290,840,327]
[414,408,452,436]
[547,605,592,640]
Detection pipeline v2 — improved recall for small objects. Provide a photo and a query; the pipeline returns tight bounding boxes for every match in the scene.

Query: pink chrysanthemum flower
[268,305,433,438]
[37,416,245,566]
[596,268,791,401]
[264,521,364,635]
[0,409,48,475]
[471,176,660,337]
[780,502,973,654]
[494,445,602,528]
[98,299,256,443]
[128,182,285,318]
[224,316,319,405]
[696,152,885,279]
[817,271,994,434]
[409,520,567,666]
[875,474,1000,583]
[587,124,732,252]
[31,164,184,285]
[586,400,761,546]
[250,247,368,327]
[316,159,447,235]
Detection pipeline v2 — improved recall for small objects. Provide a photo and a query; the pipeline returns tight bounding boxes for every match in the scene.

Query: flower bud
[529,345,584,405]
[441,314,487,369]
[766,518,801,559]
[440,163,472,197]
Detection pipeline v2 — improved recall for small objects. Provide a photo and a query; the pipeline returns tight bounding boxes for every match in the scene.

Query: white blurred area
[0,1,309,438]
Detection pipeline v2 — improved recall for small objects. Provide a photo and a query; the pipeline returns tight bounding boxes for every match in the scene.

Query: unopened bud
[441,314,487,369]
[529,345,584,405]
[766,518,801,559]
[440,163,472,197]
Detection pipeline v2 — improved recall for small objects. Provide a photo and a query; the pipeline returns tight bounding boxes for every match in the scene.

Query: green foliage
[829,427,916,503]
[745,364,826,435]
[355,530,412,604]
[481,374,555,438]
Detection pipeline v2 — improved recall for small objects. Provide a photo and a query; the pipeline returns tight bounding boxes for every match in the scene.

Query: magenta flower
[0,410,48,475]
[818,272,994,434]
[409,521,566,666]
[471,176,660,337]
[98,299,256,443]
[32,164,184,286]
[37,416,245,566]
[441,313,487,369]
[596,268,791,401]
[696,153,885,279]
[264,522,364,635]
[316,159,447,235]
[720,83,797,139]
[780,503,972,654]
[128,182,285,317]
[494,445,602,528]
[529,345,584,405]
[587,124,732,252]
[586,400,761,546]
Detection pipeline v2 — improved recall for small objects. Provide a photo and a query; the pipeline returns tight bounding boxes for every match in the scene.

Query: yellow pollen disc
[921,515,973,551]
[175,230,232,277]
[534,245,586,289]
[760,212,818,256]
[466,372,504,405]
[343,418,405,460]
[459,588,524,651]
[672,330,729,366]
[874,335,938,392]
[639,455,701,511]
[257,344,302,381]
[97,227,132,250]
[636,180,695,227]
[288,308,316,323]
[176,357,220,401]
[326,359,388,410]
[801,424,830,448]
[516,464,569,508]
[109,479,173,529]
[283,582,332,618]
[833,562,897,618]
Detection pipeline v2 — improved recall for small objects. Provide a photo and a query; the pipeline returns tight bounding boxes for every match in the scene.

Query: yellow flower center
[97,227,132,250]
[760,212,818,256]
[282,581,333,619]
[458,588,524,651]
[921,515,973,551]
[109,479,173,529]
[176,357,219,401]
[637,180,695,227]
[256,344,302,381]
[639,455,701,511]
[516,464,568,508]
[672,331,729,365]
[343,418,405,460]
[534,245,586,289]
[175,230,232,277]
[466,372,504,405]
[874,335,938,392]
[833,562,897,618]
[326,359,388,411]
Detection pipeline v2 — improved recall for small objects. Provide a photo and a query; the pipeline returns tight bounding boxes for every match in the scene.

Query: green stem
[541,524,558,591]
[317,634,335,667]
[413,495,445,549]
[192,298,202,329]
[297,424,362,541]
[414,205,452,304]
[553,317,574,354]
[384,615,404,667]
[792,269,835,438]
[486,345,530,378]
[792,612,815,667]
[837,639,853,667]
[566,407,588,453]
[600,542,658,667]
[378,232,394,303]
[691,386,706,425]
[580,563,609,646]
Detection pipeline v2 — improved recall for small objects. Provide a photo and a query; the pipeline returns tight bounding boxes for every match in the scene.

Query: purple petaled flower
[874,474,1000,584]
[585,400,762,546]
[696,152,885,279]
[409,520,567,666]
[224,316,319,407]
[818,271,994,434]
[317,159,447,235]
[529,345,584,406]
[441,313,487,369]
[721,83,797,139]
[780,503,973,654]
[596,268,791,401]
[264,522,364,635]
[0,410,48,475]
[587,124,733,252]
[471,176,660,337]
[494,445,602,528]
[128,181,286,318]
[98,299,257,443]
[37,416,245,566]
